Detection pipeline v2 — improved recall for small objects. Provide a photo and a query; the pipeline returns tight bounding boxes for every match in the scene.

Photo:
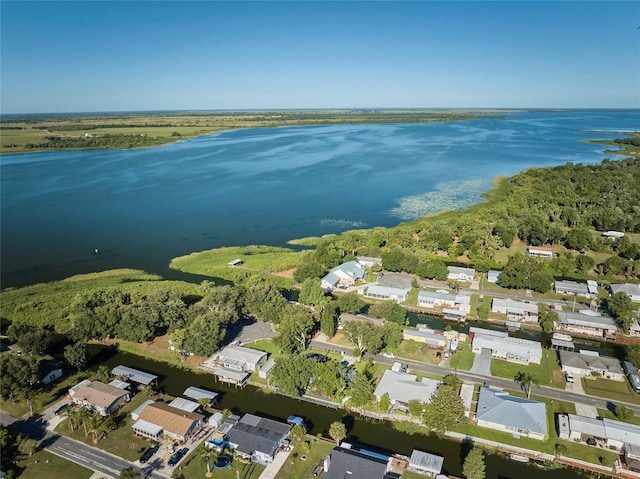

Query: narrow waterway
[88,345,590,478]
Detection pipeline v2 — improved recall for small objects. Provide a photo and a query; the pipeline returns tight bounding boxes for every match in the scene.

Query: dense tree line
[23,134,174,150]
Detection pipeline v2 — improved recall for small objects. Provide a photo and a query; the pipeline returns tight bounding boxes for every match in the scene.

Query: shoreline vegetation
[1,109,515,154]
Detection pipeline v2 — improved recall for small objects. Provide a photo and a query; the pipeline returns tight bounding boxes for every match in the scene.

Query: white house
[447,266,475,282]
[610,283,640,303]
[321,261,366,292]
[476,387,547,440]
[470,327,542,364]
[133,401,204,442]
[528,247,553,259]
[403,329,447,349]
[558,414,640,450]
[555,280,597,298]
[487,270,501,284]
[491,298,539,322]
[555,310,617,338]
[417,290,471,312]
[364,284,410,303]
[357,256,382,267]
[215,344,267,372]
[558,350,624,380]
[407,449,444,477]
[71,380,130,417]
[373,370,441,408]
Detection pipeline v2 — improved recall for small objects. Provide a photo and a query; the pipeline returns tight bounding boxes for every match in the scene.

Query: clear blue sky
[2,1,639,113]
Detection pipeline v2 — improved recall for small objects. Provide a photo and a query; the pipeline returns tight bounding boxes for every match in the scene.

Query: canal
[88,345,590,479]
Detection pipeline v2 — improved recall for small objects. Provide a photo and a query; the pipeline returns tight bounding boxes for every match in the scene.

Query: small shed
[258,358,276,379]
[183,386,219,405]
[228,259,243,267]
[208,412,224,428]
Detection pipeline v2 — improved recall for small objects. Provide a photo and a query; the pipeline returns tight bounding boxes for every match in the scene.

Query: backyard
[177,444,264,479]
[490,350,566,389]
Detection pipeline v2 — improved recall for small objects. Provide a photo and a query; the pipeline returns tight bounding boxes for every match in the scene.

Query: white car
[565,371,575,383]
[382,352,395,359]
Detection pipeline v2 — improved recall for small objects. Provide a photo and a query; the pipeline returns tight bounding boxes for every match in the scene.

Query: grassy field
[16,450,93,479]
[0,110,490,154]
[0,269,198,330]
[581,377,640,406]
[596,408,640,425]
[169,245,302,286]
[490,350,565,389]
[287,234,336,246]
[179,443,265,479]
[396,340,441,365]
[449,342,475,371]
[274,438,335,479]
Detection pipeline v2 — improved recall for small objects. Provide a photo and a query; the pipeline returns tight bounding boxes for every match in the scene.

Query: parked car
[565,371,575,383]
[168,447,189,466]
[139,445,159,464]
[382,352,395,359]
[54,403,70,416]
[444,351,450,360]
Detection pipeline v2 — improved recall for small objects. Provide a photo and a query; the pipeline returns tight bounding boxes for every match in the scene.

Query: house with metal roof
[610,283,640,303]
[364,284,410,303]
[475,387,547,440]
[357,256,382,267]
[470,327,542,364]
[214,368,250,388]
[323,445,395,479]
[558,413,640,450]
[558,350,624,380]
[446,266,475,282]
[225,413,291,465]
[403,329,447,349]
[110,365,158,386]
[528,247,553,259]
[373,370,441,409]
[555,280,597,298]
[70,380,130,417]
[258,358,276,379]
[215,344,268,372]
[417,290,471,312]
[321,261,366,292]
[169,397,201,413]
[487,270,501,284]
[555,310,617,338]
[133,401,204,442]
[183,386,218,405]
[491,298,539,322]
[407,449,444,477]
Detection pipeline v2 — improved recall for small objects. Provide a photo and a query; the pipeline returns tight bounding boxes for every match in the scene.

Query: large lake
[1,110,638,288]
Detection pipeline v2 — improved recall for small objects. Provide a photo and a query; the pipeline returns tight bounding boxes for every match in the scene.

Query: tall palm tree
[514,371,538,399]
[84,412,102,443]
[201,449,213,477]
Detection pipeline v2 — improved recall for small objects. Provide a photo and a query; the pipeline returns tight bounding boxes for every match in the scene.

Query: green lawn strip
[16,450,93,479]
[366,272,379,283]
[412,371,445,382]
[596,408,640,425]
[287,235,335,246]
[169,245,302,279]
[449,342,475,371]
[581,377,640,406]
[396,340,440,364]
[55,393,155,461]
[178,443,264,479]
[274,438,335,479]
[325,331,353,348]
[490,350,565,389]
[0,268,197,330]
[247,339,282,356]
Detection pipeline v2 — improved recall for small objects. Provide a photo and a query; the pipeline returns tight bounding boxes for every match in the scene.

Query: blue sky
[1,1,639,113]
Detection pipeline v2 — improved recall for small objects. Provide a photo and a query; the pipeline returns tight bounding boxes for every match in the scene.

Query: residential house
[417,291,471,312]
[225,413,291,465]
[407,449,444,477]
[323,444,396,479]
[403,329,447,349]
[357,256,382,268]
[487,270,501,284]
[364,285,410,303]
[558,350,624,380]
[446,266,475,282]
[373,370,441,409]
[624,444,640,473]
[555,280,598,298]
[169,397,201,413]
[321,261,366,292]
[555,310,617,338]
[528,247,553,259]
[38,359,64,385]
[134,401,204,442]
[475,387,547,440]
[216,344,268,372]
[183,386,218,405]
[602,231,625,239]
[491,298,539,322]
[610,283,640,303]
[70,380,130,417]
[470,327,542,364]
[558,413,640,450]
[110,365,157,386]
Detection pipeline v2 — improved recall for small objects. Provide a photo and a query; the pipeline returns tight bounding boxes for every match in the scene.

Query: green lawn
[247,339,282,356]
[274,438,335,479]
[596,408,640,425]
[396,340,441,364]
[449,342,475,371]
[16,450,93,479]
[582,377,640,406]
[490,350,565,389]
[177,444,264,479]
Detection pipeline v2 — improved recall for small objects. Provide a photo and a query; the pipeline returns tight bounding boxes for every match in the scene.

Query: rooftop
[476,387,547,436]
[74,381,129,409]
[324,446,390,479]
[111,365,158,385]
[374,369,440,405]
[138,402,203,437]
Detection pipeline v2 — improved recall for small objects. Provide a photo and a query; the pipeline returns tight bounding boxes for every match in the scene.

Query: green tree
[348,368,375,409]
[293,260,325,283]
[538,307,558,334]
[275,304,316,354]
[118,467,141,479]
[463,447,486,479]
[328,421,347,445]
[407,399,424,418]
[514,371,538,399]
[627,344,640,369]
[298,278,326,306]
[271,355,314,396]
[0,354,38,403]
[529,270,554,293]
[379,393,391,412]
[312,360,346,399]
[64,341,88,371]
[290,423,307,442]
[382,250,407,272]
[17,437,37,457]
[614,405,633,421]
[607,292,634,333]
[423,383,465,436]
[342,320,383,353]
[368,302,407,325]
[320,302,338,337]
[336,293,365,314]
[6,324,54,355]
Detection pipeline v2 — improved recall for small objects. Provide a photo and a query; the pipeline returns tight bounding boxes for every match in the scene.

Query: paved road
[0,411,168,479]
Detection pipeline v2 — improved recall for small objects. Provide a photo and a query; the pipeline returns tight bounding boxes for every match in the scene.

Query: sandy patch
[271,268,295,278]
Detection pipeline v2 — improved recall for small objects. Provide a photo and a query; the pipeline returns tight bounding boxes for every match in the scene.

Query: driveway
[228,318,276,345]
[470,348,492,376]
[377,273,413,289]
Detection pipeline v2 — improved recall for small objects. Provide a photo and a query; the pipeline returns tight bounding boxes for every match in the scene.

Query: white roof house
[487,270,501,283]
[555,280,595,297]
[131,399,155,421]
[528,247,553,259]
[470,327,542,364]
[364,284,410,303]
[357,256,382,267]
[373,370,441,407]
[169,397,201,413]
[446,266,475,282]
[417,290,471,313]
[407,449,444,477]
[216,345,268,372]
[111,365,158,385]
[555,311,617,338]
[183,386,219,404]
[258,358,276,379]
[476,387,547,440]
[491,298,538,321]
[403,329,447,349]
[321,261,366,292]
[610,283,640,303]
[558,414,640,450]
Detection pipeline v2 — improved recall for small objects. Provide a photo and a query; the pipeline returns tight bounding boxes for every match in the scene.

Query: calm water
[2,110,638,288]
[89,345,589,479]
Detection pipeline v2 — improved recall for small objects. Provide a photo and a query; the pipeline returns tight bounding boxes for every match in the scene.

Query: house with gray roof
[215,344,268,372]
[558,413,640,450]
[111,365,157,386]
[407,449,444,477]
[403,329,447,349]
[487,270,501,284]
[470,327,542,364]
[321,261,366,292]
[418,290,471,313]
[555,310,617,338]
[357,256,383,267]
[491,298,538,322]
[610,283,640,303]
[558,350,624,380]
[555,280,597,298]
[168,397,201,413]
[446,266,475,282]
[364,284,410,303]
[183,386,218,405]
[374,370,441,409]
[225,413,291,465]
[475,387,547,440]
[323,445,395,479]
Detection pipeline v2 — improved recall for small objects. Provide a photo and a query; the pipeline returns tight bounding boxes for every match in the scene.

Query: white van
[565,371,575,383]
